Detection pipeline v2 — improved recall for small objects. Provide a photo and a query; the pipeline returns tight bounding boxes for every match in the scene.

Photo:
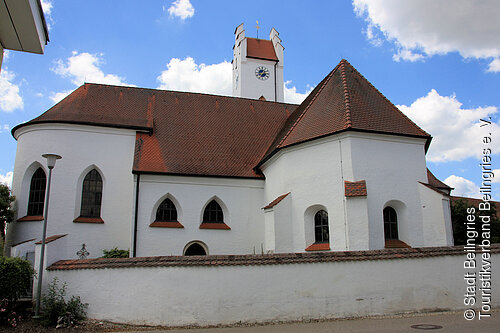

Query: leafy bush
[41,278,88,328]
[0,256,34,301]
[101,247,129,258]
[0,257,33,327]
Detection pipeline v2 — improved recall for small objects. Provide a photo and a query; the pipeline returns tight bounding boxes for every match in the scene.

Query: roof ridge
[339,60,352,128]
[78,82,298,106]
[277,62,342,147]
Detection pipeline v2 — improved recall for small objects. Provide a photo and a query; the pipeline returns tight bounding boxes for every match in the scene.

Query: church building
[5,24,454,262]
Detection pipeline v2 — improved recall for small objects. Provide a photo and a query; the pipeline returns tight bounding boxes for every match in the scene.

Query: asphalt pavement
[123,309,499,333]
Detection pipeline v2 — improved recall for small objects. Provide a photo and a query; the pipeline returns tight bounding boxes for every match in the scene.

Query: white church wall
[6,124,137,260]
[272,194,293,253]
[135,174,266,256]
[348,132,429,249]
[261,136,349,252]
[44,251,500,326]
[419,184,454,246]
[345,196,370,250]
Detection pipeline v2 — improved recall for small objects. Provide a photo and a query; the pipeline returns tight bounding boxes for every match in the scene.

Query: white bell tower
[232,23,284,102]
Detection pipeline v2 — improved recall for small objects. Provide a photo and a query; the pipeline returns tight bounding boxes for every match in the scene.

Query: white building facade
[5,26,454,263]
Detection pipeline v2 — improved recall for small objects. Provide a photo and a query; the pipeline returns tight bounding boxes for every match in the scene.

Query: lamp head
[42,154,62,169]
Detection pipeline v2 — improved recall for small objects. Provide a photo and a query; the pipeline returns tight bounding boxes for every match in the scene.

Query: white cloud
[157,57,232,95]
[157,57,311,103]
[487,58,500,73]
[0,172,13,188]
[50,90,73,104]
[40,0,53,15]
[52,51,131,86]
[167,0,195,20]
[0,69,23,112]
[397,89,499,162]
[0,124,10,133]
[444,175,480,199]
[284,81,312,104]
[493,169,500,184]
[393,49,424,63]
[51,51,133,100]
[353,0,500,69]
[40,0,54,30]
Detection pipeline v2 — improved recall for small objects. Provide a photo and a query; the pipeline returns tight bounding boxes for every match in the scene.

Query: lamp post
[34,153,62,317]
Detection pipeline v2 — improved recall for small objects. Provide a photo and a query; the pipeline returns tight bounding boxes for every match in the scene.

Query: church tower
[232,23,284,102]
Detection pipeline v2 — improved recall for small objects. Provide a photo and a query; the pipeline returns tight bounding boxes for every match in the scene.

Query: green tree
[451,199,500,245]
[0,184,15,242]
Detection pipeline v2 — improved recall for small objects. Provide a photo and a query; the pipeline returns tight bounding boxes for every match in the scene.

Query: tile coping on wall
[47,244,500,270]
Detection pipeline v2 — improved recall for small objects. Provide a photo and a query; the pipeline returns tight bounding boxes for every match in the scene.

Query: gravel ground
[1,319,168,332]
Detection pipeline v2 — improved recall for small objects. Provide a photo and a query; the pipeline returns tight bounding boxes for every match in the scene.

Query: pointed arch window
[80,169,103,218]
[203,200,223,223]
[314,210,329,243]
[27,167,46,216]
[200,199,230,230]
[383,207,398,240]
[156,198,178,222]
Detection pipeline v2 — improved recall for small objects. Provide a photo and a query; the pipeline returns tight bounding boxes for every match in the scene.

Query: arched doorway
[183,241,208,256]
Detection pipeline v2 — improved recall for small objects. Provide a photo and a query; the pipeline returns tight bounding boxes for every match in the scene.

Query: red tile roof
[345,180,367,197]
[427,169,452,191]
[47,245,500,270]
[260,59,431,165]
[246,38,278,61]
[13,59,433,179]
[263,192,290,209]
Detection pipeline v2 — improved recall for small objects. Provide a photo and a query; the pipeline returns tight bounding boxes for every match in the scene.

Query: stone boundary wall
[44,246,500,326]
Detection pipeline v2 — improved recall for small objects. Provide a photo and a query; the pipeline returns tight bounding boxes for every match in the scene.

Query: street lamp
[34,153,62,317]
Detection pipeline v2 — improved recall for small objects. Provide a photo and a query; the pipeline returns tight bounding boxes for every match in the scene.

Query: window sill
[150,221,184,228]
[199,222,231,230]
[384,239,410,248]
[73,217,104,224]
[17,215,44,222]
[305,242,330,251]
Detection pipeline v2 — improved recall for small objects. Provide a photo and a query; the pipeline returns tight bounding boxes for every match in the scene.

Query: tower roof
[246,37,278,61]
[259,59,431,165]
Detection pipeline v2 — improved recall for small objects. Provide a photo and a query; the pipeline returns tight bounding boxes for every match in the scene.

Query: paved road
[124,310,499,333]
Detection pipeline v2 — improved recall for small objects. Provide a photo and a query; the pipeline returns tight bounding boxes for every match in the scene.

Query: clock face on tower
[255,66,270,80]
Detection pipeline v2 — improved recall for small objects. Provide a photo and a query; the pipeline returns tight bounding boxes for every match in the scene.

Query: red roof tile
[246,38,278,61]
[47,245,500,270]
[263,192,290,209]
[345,180,367,197]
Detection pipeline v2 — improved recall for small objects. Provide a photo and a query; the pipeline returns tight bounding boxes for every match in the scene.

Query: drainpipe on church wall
[132,173,140,257]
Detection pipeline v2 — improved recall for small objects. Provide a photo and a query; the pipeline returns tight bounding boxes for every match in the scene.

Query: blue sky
[1,0,499,199]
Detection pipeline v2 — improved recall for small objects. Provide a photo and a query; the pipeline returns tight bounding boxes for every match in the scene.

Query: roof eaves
[12,120,152,140]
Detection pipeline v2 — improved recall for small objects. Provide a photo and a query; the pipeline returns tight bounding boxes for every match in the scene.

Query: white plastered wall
[5,124,137,259]
[261,136,351,252]
[44,252,500,326]
[348,133,429,249]
[419,184,454,246]
[134,174,266,256]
